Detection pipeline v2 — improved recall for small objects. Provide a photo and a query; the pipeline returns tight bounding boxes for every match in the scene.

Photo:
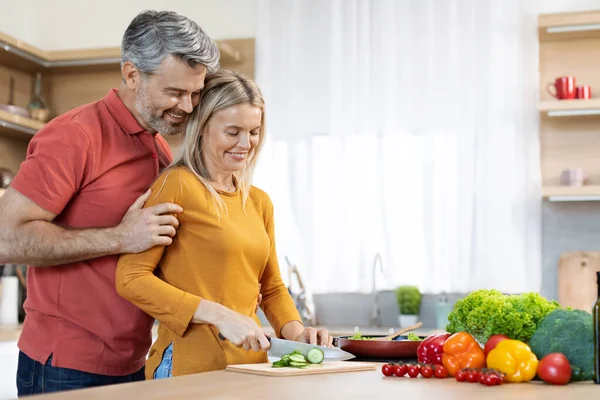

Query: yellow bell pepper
[486,339,539,383]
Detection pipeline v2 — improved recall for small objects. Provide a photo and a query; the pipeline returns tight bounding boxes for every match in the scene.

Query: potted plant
[395,285,422,327]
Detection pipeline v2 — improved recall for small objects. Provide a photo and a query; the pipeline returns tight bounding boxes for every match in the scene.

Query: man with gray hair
[0,10,219,395]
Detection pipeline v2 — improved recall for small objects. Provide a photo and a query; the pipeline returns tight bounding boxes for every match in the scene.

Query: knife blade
[218,333,355,361]
[268,337,355,361]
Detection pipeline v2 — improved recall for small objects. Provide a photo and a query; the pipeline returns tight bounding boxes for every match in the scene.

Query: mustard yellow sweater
[116,167,302,378]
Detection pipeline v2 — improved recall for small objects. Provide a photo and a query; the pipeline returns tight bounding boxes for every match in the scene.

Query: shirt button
[151,153,157,159]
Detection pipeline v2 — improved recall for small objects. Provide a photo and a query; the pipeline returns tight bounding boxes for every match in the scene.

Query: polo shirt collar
[103,89,148,135]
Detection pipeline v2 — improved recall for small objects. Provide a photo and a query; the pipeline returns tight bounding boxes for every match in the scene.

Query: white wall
[0,0,36,45]
[532,0,600,14]
[1,0,596,51]
[0,0,257,50]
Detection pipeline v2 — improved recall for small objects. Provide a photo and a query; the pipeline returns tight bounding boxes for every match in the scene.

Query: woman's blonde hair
[170,69,266,216]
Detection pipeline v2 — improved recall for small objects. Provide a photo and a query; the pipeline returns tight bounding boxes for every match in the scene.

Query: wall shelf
[543,185,600,202]
[0,32,243,74]
[539,10,600,41]
[0,109,44,139]
[538,99,600,117]
[538,9,600,201]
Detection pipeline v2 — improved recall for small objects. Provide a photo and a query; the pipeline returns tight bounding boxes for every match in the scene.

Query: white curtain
[254,0,542,295]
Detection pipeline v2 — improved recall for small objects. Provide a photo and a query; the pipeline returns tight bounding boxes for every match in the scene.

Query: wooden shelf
[0,108,44,139]
[0,31,243,73]
[538,99,600,117]
[0,188,5,198]
[543,185,600,201]
[539,10,600,42]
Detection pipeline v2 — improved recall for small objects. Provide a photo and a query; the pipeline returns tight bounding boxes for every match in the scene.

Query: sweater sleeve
[257,192,303,337]
[115,169,201,337]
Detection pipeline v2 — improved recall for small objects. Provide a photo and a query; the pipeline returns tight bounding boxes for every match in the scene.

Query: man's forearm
[0,220,121,266]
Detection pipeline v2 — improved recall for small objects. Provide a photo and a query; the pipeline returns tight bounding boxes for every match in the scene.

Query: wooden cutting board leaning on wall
[558,251,600,312]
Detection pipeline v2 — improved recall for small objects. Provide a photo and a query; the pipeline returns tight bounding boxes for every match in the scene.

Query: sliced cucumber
[289,354,306,363]
[306,348,324,364]
[289,361,307,368]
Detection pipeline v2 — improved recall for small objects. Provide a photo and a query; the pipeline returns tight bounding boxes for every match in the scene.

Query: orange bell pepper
[441,332,486,376]
[486,339,538,383]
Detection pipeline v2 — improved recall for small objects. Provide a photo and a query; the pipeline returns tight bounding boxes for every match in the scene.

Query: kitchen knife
[218,333,355,361]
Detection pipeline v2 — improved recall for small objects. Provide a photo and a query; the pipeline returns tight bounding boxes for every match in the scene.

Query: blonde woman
[115,70,332,379]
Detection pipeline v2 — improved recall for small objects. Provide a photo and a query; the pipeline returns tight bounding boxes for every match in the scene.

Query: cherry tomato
[466,369,479,383]
[478,372,488,385]
[420,365,434,378]
[393,364,407,377]
[407,364,420,378]
[486,374,499,386]
[455,369,467,382]
[434,364,449,379]
[381,364,393,377]
[496,373,505,385]
[537,353,572,386]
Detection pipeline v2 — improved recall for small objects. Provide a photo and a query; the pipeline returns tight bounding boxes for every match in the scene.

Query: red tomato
[393,364,407,377]
[484,334,510,357]
[455,369,467,382]
[407,365,420,378]
[381,364,393,377]
[478,372,488,385]
[466,369,479,383]
[537,353,572,385]
[496,373,505,385]
[483,373,498,386]
[434,365,449,379]
[420,365,434,378]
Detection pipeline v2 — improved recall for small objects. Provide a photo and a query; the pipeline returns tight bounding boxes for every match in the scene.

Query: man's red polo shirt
[11,89,173,376]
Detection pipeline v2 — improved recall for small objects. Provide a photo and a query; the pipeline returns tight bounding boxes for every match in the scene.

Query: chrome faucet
[369,252,384,327]
[285,257,316,326]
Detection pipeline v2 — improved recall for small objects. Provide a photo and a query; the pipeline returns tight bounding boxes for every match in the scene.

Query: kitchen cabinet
[0,31,255,172]
[538,10,600,201]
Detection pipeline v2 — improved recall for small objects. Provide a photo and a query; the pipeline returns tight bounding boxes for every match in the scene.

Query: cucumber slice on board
[289,354,306,363]
[289,361,307,368]
[306,348,324,364]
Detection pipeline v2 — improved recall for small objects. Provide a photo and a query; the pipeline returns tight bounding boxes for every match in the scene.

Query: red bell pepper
[417,333,451,365]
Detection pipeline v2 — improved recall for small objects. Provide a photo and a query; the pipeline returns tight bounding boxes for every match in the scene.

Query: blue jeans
[153,343,173,379]
[16,351,145,397]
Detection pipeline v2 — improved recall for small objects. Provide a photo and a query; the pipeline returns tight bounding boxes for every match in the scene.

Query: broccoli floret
[528,308,594,379]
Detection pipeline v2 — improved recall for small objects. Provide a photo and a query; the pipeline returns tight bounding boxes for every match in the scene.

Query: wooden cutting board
[558,251,600,312]
[226,362,377,377]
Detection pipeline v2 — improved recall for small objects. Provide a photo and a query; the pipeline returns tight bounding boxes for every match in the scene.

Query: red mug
[576,85,592,99]
[547,76,576,100]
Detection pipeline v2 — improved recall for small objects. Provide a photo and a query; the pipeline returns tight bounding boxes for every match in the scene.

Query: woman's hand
[294,327,333,347]
[217,311,271,352]
[193,299,270,352]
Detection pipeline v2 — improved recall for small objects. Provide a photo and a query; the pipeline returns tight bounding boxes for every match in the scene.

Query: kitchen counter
[28,365,600,400]
[0,324,21,342]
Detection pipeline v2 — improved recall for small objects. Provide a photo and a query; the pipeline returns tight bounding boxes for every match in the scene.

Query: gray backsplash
[259,200,595,330]
[541,200,600,301]
[312,291,466,329]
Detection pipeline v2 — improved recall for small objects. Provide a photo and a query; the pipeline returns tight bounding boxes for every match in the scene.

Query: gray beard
[135,86,186,136]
